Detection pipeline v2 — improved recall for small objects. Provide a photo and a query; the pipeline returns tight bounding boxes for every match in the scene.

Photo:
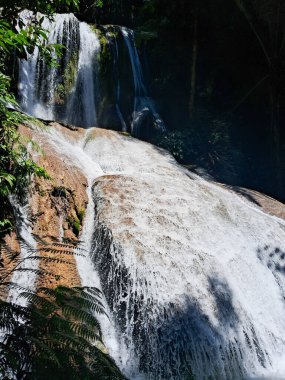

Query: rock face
[17,123,89,288]
[12,121,285,379]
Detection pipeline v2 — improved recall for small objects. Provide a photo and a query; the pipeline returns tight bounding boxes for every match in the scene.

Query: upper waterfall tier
[24,120,285,380]
[18,13,165,136]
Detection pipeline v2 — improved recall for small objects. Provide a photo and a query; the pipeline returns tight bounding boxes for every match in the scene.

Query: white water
[121,27,166,135]
[27,123,285,380]
[35,127,131,370]
[65,22,99,127]
[18,13,100,127]
[113,35,127,132]
[83,130,285,379]
[15,11,285,380]
[18,14,165,136]
[7,196,38,306]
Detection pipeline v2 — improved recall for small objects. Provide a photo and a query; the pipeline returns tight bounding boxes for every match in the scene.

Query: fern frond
[29,336,62,368]
[12,268,57,278]
[19,292,57,313]
[38,247,85,256]
[28,255,72,264]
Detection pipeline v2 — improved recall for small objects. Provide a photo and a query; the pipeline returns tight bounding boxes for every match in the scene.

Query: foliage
[155,131,186,161]
[0,236,126,380]
[0,0,80,19]
[0,0,81,235]
[0,286,124,380]
[0,18,61,65]
[155,112,239,182]
[0,72,50,236]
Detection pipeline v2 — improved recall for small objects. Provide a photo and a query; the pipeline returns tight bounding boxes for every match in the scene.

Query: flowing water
[23,123,285,380]
[18,13,100,127]
[18,14,165,136]
[113,36,127,132]
[16,11,285,380]
[7,196,38,306]
[121,27,166,135]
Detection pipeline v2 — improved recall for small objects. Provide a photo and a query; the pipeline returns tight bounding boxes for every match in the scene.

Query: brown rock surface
[4,120,285,296]
[16,123,89,289]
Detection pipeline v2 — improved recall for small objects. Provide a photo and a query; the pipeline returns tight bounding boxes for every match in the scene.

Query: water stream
[121,27,166,135]
[25,124,285,380]
[15,11,285,380]
[7,196,38,306]
[18,13,100,127]
[18,13,165,136]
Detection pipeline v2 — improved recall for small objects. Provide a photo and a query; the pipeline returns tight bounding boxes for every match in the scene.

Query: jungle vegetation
[0,1,285,377]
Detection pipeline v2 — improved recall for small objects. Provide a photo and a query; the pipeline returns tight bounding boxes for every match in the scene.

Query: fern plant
[0,236,126,380]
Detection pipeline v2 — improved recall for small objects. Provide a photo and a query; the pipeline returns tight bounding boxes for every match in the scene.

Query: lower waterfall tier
[18,121,285,380]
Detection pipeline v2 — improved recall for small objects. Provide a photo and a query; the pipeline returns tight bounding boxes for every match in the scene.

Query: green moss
[90,25,101,36]
[64,53,78,93]
[72,218,81,236]
[100,39,112,76]
[54,53,78,104]
[78,208,85,223]
[22,114,48,131]
[90,25,112,77]
[119,131,131,137]
[68,216,81,237]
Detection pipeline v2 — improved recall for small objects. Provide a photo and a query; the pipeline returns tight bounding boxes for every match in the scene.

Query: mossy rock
[78,208,85,223]
[90,24,112,77]
[68,216,81,237]
[54,53,79,104]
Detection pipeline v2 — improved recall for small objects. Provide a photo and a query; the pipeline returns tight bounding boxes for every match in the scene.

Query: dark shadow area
[257,244,285,276]
[208,276,239,328]
[93,224,271,380]
[226,186,261,207]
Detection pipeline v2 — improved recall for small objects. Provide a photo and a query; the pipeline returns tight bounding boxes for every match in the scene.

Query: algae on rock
[54,53,79,105]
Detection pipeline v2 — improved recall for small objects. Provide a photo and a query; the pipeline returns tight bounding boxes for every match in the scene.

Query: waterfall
[7,196,38,306]
[18,13,100,127]
[15,11,285,380]
[27,122,285,380]
[121,27,166,135]
[18,14,165,135]
[113,33,127,132]
[40,127,130,371]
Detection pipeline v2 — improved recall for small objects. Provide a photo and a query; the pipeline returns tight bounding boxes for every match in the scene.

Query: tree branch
[230,74,270,113]
[234,0,271,67]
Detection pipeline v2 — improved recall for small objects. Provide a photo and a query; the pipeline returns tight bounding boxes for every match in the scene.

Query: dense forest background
[74,0,285,201]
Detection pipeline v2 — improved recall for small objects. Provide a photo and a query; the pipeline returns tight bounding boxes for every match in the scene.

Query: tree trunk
[189,9,198,119]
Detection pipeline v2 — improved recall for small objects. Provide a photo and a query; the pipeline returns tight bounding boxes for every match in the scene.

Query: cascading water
[18,13,100,127]
[27,122,285,380]
[82,131,285,380]
[7,196,38,306]
[16,10,285,380]
[35,126,133,373]
[18,13,165,136]
[121,27,165,135]
[110,31,127,132]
